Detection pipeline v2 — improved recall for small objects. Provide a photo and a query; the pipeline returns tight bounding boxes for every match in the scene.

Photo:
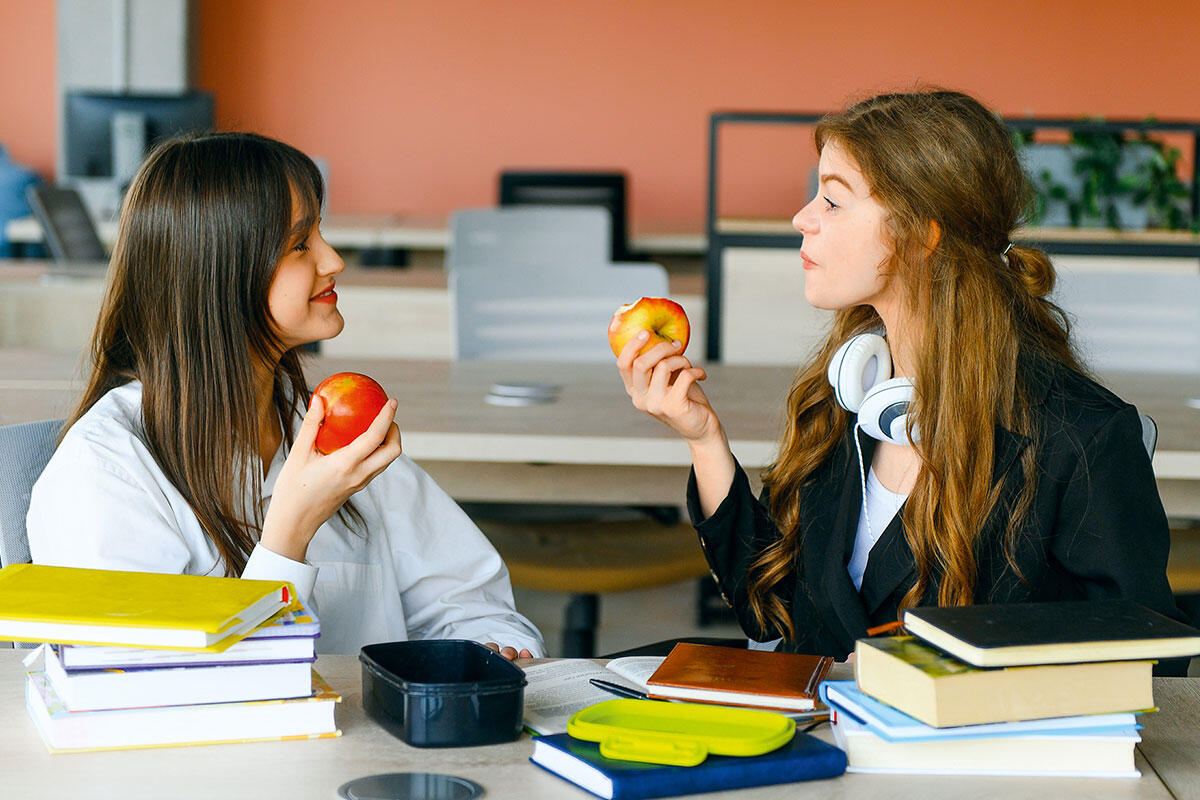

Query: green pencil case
[567,698,796,766]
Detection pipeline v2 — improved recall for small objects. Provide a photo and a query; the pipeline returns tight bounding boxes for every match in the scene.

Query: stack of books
[0,563,339,753]
[822,600,1200,778]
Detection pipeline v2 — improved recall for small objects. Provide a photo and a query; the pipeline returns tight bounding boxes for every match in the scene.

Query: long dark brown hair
[751,90,1083,638]
[67,132,330,575]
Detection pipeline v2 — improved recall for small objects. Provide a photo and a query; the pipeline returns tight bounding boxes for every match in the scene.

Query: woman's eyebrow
[819,173,855,193]
[289,215,316,240]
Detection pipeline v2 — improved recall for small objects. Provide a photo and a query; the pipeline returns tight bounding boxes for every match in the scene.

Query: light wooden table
[0,649,1193,799]
[2,350,1195,508]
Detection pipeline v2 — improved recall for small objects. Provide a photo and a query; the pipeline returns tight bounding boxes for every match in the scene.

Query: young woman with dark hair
[615,90,1187,674]
[28,132,542,658]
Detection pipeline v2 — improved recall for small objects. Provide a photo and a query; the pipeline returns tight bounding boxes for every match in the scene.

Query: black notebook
[902,600,1200,667]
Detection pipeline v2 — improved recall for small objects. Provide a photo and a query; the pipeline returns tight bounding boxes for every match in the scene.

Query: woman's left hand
[485,642,534,660]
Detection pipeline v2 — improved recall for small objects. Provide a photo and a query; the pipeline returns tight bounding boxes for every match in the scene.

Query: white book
[26,669,340,753]
[831,712,1140,778]
[45,647,315,711]
[522,656,664,735]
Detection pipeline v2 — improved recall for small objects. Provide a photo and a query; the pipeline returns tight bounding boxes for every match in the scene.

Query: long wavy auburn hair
[749,90,1084,639]
[65,132,350,575]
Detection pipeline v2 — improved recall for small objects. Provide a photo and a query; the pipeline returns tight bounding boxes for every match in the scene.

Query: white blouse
[26,381,545,656]
[847,467,908,591]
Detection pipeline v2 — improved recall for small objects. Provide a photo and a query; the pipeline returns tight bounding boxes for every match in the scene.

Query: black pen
[589,678,650,700]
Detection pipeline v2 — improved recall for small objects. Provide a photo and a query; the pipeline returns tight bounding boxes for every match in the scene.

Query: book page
[522,657,664,735]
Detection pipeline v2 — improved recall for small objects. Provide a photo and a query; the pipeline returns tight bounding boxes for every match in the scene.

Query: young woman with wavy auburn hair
[28,132,542,659]
[615,89,1188,674]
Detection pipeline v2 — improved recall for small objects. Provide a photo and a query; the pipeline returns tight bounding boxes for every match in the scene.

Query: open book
[523,653,828,736]
[523,656,665,735]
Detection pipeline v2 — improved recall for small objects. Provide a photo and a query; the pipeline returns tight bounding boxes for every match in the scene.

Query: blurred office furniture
[0,146,40,258]
[449,261,667,361]
[25,185,107,263]
[447,207,610,271]
[1051,268,1200,374]
[449,261,710,656]
[62,90,213,220]
[0,418,60,570]
[0,417,62,648]
[704,112,1200,362]
[499,170,636,262]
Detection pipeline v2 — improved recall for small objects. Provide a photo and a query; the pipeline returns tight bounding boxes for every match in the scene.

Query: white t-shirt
[26,381,545,656]
[847,467,908,591]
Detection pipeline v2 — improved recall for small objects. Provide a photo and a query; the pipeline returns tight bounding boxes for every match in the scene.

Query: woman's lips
[800,251,817,270]
[311,287,337,304]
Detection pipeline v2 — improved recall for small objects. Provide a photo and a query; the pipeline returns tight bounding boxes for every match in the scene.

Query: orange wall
[5,2,1200,231]
[0,2,56,177]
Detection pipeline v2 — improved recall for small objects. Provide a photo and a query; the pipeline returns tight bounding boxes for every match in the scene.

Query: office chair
[498,170,636,262]
[447,206,611,272]
[25,185,108,263]
[0,419,64,649]
[449,262,710,657]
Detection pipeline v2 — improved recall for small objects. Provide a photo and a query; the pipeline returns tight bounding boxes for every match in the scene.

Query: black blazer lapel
[802,426,873,651]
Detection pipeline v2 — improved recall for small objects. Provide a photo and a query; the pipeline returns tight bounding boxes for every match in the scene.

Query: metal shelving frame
[705,111,1200,361]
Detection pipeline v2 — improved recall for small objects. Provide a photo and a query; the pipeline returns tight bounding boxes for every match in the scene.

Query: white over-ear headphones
[827,333,918,446]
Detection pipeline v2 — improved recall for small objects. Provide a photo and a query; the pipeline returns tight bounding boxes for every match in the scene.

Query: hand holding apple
[259,377,402,563]
[312,372,390,454]
[608,297,690,358]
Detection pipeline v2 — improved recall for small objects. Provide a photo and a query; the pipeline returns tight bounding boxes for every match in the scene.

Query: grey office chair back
[1140,413,1157,459]
[25,185,107,262]
[447,207,610,271]
[0,419,63,569]
[1051,268,1200,373]
[450,261,669,361]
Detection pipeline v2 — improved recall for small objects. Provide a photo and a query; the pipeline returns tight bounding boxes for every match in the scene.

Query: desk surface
[0,649,1195,799]
[2,350,1196,473]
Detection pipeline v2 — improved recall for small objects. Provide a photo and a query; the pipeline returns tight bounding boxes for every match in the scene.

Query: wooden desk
[1,350,1197,510]
[0,649,1194,799]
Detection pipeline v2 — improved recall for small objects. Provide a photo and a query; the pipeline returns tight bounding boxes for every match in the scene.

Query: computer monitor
[64,91,215,182]
[498,171,634,261]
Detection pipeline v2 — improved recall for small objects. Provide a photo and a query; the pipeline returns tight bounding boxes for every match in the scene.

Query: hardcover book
[820,679,1140,741]
[832,711,1140,777]
[0,564,292,651]
[854,635,1153,727]
[45,646,315,711]
[26,668,340,753]
[58,600,320,670]
[902,600,1200,667]
[530,731,846,800]
[645,643,831,711]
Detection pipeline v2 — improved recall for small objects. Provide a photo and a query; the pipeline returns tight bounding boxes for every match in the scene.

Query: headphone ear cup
[827,333,892,412]
[857,377,918,445]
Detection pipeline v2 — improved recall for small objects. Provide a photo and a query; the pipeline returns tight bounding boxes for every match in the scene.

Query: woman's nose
[793,200,817,234]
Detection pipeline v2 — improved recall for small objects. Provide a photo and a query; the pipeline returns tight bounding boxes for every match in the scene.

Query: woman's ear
[925,220,942,254]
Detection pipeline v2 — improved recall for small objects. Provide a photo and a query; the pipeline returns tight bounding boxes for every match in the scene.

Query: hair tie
[1002,242,1014,256]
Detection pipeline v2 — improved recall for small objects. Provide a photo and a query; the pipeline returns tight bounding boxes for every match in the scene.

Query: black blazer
[688,356,1190,675]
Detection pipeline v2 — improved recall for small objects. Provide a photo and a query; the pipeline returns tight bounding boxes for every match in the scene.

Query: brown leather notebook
[645,643,833,711]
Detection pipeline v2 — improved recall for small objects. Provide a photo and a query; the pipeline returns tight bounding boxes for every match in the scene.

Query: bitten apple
[312,372,389,454]
[608,297,690,358]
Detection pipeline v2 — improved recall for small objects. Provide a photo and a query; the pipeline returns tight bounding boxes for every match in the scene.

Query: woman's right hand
[614,328,722,446]
[260,395,403,563]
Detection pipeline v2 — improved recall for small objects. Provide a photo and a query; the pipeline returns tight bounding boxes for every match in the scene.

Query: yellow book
[0,564,292,651]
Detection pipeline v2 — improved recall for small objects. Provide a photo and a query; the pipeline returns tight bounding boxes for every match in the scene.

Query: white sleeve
[242,544,318,603]
[379,457,546,656]
[27,432,203,575]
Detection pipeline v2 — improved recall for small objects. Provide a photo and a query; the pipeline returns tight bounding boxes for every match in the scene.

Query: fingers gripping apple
[312,372,389,454]
[608,297,690,357]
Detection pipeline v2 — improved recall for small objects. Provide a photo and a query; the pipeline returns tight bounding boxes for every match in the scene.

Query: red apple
[312,372,389,454]
[608,297,690,358]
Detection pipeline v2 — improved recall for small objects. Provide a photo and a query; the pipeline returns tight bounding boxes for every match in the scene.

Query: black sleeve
[686,462,795,642]
[1050,404,1189,676]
